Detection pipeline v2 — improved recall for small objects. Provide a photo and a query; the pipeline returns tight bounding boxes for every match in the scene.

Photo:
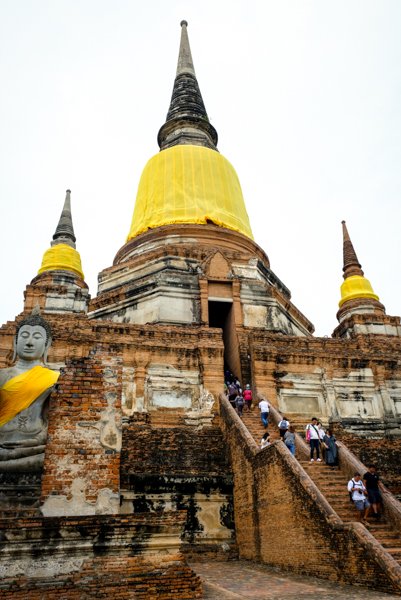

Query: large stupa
[0,20,401,599]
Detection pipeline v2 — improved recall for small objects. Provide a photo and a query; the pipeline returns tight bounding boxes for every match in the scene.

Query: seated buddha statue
[0,312,59,471]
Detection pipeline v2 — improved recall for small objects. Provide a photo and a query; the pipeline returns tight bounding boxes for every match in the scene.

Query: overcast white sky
[1,1,400,336]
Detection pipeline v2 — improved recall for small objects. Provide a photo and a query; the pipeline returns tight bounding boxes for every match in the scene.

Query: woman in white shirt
[305,417,321,462]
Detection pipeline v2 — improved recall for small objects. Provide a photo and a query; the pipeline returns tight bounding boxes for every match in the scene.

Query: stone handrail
[220,392,401,592]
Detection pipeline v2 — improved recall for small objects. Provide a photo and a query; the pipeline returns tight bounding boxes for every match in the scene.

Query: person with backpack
[305,417,321,462]
[347,472,370,525]
[278,417,290,438]
[284,425,296,456]
[243,384,253,412]
[233,376,242,393]
[235,393,245,417]
[227,382,238,408]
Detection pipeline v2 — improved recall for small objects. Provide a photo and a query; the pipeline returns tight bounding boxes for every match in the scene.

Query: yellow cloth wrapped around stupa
[127,145,253,241]
[339,275,379,307]
[0,366,59,427]
[38,243,84,279]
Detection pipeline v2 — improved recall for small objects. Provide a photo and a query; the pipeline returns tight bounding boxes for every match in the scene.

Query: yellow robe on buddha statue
[0,366,59,428]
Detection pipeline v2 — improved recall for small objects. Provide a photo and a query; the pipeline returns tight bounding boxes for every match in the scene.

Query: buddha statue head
[13,312,53,365]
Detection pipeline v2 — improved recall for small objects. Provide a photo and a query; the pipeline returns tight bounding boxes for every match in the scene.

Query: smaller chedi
[0,309,59,471]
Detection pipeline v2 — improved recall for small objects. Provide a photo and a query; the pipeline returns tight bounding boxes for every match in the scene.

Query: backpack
[348,479,363,502]
[228,384,237,396]
[349,479,354,502]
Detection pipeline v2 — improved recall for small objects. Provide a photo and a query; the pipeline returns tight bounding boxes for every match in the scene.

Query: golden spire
[38,190,85,279]
[127,22,253,242]
[338,221,379,307]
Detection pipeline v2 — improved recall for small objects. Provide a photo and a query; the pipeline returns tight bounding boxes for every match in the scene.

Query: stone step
[383,547,401,555]
[381,541,401,549]
[329,498,353,505]
[375,532,401,545]
[306,476,348,483]
[368,524,395,532]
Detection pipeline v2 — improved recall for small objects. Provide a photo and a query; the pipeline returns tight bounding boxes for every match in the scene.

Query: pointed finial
[338,220,381,310]
[38,189,84,279]
[157,21,218,150]
[52,189,76,248]
[341,220,363,279]
[177,20,195,76]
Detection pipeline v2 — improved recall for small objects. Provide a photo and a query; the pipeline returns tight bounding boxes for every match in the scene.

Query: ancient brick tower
[1,20,401,599]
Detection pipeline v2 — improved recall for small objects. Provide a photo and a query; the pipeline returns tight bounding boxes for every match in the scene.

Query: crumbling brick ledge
[0,512,202,599]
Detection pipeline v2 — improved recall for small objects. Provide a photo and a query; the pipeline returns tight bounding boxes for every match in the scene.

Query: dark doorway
[208,300,231,329]
[208,300,241,381]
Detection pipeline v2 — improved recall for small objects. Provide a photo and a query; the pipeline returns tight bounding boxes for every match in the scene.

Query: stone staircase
[240,406,401,569]
[241,408,281,446]
[300,460,401,566]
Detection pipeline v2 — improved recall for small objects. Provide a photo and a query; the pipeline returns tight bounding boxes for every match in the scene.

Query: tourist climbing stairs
[300,459,401,566]
[239,403,401,568]
[241,408,281,445]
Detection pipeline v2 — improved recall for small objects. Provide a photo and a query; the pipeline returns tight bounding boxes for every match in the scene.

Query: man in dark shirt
[363,465,382,519]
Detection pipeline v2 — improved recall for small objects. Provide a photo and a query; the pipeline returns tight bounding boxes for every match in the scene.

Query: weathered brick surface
[121,416,236,559]
[0,556,202,599]
[41,350,122,508]
[121,419,231,479]
[0,513,202,598]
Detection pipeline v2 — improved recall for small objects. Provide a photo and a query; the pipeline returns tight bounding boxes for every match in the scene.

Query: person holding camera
[347,472,370,525]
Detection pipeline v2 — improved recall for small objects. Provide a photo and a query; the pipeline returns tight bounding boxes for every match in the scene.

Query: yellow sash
[0,366,59,428]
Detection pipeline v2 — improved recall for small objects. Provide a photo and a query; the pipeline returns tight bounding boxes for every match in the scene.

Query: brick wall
[121,418,230,478]
[121,416,236,558]
[41,349,122,514]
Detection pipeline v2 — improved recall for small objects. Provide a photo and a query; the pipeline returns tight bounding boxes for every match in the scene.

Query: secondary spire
[342,220,363,279]
[52,189,76,248]
[338,220,379,308]
[157,20,218,151]
[38,190,84,279]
